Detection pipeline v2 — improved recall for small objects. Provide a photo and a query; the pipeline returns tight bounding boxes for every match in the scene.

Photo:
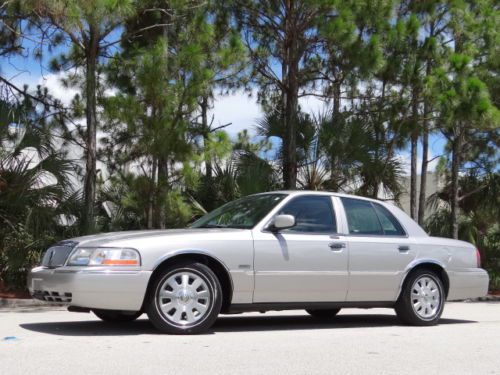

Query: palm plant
[302,108,405,200]
[256,108,318,184]
[192,128,280,213]
[195,150,279,210]
[0,99,78,289]
[425,172,500,290]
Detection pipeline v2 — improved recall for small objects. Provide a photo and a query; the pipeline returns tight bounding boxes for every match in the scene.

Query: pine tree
[102,2,242,228]
[429,0,499,238]
[25,0,134,232]
[232,0,333,189]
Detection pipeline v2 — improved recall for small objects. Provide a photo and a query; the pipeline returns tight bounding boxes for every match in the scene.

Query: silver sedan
[28,191,489,334]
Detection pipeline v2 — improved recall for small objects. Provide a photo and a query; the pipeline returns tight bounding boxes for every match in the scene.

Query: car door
[339,197,416,302]
[252,195,349,303]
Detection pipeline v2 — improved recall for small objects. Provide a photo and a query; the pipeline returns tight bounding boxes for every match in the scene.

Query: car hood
[67,228,247,248]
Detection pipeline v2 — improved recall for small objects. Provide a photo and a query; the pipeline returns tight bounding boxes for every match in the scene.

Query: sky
[2,39,446,176]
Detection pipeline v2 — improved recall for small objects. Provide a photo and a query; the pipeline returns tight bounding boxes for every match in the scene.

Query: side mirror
[270,214,296,231]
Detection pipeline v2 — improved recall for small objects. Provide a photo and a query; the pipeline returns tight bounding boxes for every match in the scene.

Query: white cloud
[4,70,79,107]
[210,91,262,136]
[210,90,326,137]
[4,68,40,90]
[37,72,79,106]
[299,94,327,115]
[397,151,439,176]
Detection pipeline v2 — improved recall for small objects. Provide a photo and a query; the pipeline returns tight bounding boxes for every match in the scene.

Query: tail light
[476,248,482,268]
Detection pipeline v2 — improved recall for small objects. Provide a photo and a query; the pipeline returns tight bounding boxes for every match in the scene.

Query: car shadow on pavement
[19,313,476,336]
[211,314,475,333]
[20,317,160,336]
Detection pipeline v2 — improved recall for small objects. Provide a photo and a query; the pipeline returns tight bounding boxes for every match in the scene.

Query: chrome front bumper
[28,266,152,311]
[447,268,490,301]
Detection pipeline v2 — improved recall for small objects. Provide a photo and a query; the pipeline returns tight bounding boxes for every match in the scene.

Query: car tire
[93,309,142,323]
[395,269,445,326]
[146,261,222,334]
[306,308,341,319]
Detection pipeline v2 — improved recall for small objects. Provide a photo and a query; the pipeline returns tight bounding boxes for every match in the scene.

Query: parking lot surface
[1,302,499,375]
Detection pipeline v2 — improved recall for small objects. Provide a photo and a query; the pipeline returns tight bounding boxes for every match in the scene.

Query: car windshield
[190,193,287,229]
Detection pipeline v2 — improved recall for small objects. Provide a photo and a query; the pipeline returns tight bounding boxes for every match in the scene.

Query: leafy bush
[426,209,500,292]
[0,225,51,291]
[480,226,500,291]
[0,99,77,291]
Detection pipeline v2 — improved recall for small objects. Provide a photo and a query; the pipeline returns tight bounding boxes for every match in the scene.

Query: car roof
[257,190,429,237]
[259,190,386,204]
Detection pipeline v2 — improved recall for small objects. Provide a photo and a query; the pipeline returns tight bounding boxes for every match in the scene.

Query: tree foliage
[0,0,498,291]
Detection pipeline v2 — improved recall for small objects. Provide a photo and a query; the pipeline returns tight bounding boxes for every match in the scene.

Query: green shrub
[0,225,51,291]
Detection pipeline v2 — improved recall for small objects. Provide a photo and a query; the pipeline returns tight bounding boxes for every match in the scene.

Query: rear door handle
[398,245,410,251]
[329,242,346,251]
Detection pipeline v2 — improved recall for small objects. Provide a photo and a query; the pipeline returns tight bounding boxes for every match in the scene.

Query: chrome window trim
[339,197,409,238]
[370,201,408,237]
[260,194,338,235]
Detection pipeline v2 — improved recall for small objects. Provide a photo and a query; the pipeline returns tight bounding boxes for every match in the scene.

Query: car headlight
[66,247,141,266]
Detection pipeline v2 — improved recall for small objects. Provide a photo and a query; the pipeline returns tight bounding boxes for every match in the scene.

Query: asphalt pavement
[1,302,499,375]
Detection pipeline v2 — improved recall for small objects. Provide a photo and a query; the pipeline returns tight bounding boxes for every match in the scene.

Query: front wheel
[93,310,142,323]
[395,269,445,326]
[146,261,222,334]
[306,308,341,319]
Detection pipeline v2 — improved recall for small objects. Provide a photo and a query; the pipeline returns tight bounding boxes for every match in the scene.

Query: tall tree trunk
[418,103,430,225]
[418,57,433,226]
[152,22,171,229]
[156,158,168,229]
[371,81,386,199]
[82,29,98,233]
[450,130,462,239]
[283,73,298,189]
[282,0,298,189]
[147,156,157,229]
[410,87,419,220]
[201,95,212,180]
[332,80,341,118]
[410,132,418,219]
[330,80,341,191]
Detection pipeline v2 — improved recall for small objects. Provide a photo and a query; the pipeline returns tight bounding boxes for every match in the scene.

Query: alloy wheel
[156,271,212,326]
[411,276,441,320]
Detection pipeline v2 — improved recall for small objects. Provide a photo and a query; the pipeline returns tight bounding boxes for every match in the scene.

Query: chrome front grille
[41,241,78,268]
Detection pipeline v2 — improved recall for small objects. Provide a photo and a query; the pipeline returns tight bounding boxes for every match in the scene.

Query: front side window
[277,195,337,233]
[190,193,286,229]
[341,197,406,236]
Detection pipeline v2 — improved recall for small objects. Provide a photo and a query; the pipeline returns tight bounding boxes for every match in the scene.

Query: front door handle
[329,242,346,251]
[398,245,410,251]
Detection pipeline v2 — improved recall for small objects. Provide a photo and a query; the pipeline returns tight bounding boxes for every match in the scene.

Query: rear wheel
[93,310,142,323]
[146,261,222,334]
[395,269,445,326]
[306,308,341,319]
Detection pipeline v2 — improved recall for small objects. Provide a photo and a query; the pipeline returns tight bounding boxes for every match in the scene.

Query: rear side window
[341,198,383,235]
[278,195,337,233]
[341,197,406,236]
[372,203,406,236]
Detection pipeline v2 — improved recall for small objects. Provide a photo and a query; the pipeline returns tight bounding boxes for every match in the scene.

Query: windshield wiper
[196,224,248,229]
[197,224,229,228]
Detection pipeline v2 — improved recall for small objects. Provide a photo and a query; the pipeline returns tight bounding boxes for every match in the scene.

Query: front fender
[151,248,232,274]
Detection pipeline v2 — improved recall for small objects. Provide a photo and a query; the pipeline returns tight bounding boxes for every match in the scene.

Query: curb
[466,294,500,302]
[0,298,66,310]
